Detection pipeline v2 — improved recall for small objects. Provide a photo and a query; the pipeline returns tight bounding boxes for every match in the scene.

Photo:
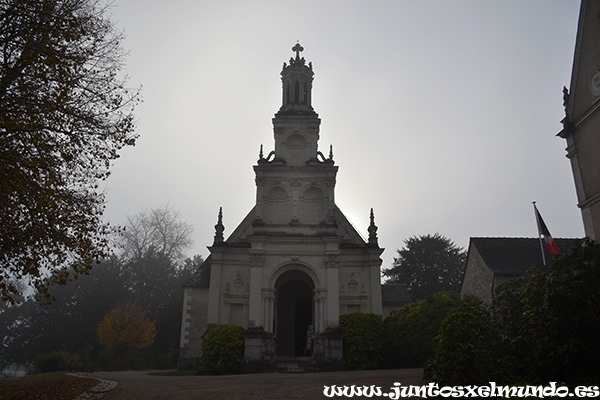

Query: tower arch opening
[274,269,314,356]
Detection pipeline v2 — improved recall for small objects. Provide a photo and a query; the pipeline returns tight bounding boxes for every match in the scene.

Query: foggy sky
[103,1,583,269]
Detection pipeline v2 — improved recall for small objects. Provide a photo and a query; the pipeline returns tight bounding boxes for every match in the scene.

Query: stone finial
[561,86,573,131]
[329,145,334,161]
[368,208,378,245]
[214,207,225,245]
[259,144,264,160]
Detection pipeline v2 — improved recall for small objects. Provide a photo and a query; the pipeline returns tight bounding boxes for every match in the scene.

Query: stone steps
[274,356,318,373]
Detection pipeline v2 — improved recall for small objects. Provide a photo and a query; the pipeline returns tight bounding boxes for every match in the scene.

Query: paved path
[84,369,423,400]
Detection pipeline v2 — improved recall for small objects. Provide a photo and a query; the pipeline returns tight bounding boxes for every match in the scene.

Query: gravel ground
[81,369,424,400]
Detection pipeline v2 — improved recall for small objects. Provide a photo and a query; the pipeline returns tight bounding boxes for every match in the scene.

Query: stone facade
[179,44,383,369]
[559,0,600,242]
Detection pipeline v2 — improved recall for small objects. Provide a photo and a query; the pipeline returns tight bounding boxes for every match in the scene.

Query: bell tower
[265,42,323,166]
[255,43,336,229]
[280,42,315,114]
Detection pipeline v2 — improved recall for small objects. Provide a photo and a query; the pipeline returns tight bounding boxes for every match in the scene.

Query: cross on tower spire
[292,41,304,60]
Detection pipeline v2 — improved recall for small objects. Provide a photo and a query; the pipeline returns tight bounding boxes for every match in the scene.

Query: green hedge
[200,326,245,375]
[424,296,502,385]
[339,313,383,370]
[34,351,78,373]
[425,239,600,386]
[383,291,461,368]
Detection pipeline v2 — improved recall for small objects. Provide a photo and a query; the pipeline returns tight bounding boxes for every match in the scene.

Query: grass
[0,372,97,400]
[147,370,199,377]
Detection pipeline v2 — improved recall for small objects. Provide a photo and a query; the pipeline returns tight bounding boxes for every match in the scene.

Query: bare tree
[0,0,140,304]
[121,204,194,267]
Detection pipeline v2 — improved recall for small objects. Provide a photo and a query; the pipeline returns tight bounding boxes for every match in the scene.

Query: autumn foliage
[0,0,140,304]
[97,302,156,351]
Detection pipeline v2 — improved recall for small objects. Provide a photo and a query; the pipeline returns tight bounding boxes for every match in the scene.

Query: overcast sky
[103,1,583,269]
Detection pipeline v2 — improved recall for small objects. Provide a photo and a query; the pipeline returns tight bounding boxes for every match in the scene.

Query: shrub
[426,239,600,387]
[383,291,461,368]
[96,348,115,371]
[200,326,245,375]
[424,296,503,385]
[493,238,600,385]
[339,313,383,370]
[34,351,78,373]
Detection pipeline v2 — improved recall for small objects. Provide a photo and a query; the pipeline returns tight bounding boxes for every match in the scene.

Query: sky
[103,1,584,270]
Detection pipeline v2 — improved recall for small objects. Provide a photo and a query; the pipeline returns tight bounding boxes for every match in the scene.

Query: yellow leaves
[97,301,156,351]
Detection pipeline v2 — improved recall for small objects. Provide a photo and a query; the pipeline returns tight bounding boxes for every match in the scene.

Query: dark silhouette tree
[0,0,140,304]
[0,257,128,369]
[0,252,201,370]
[119,205,198,365]
[383,233,466,300]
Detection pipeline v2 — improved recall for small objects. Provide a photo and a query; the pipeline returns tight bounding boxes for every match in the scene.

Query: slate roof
[381,283,412,306]
[469,237,580,275]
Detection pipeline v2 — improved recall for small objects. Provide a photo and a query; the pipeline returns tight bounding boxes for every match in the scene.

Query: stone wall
[460,246,494,303]
[178,286,209,369]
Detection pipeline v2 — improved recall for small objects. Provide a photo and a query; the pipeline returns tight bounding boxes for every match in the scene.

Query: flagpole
[533,202,547,265]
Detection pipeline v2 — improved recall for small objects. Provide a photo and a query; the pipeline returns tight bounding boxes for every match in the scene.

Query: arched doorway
[275,270,314,356]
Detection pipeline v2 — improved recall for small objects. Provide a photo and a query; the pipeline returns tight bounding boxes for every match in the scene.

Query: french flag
[534,203,561,255]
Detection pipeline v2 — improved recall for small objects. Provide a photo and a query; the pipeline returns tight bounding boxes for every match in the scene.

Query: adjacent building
[559,0,600,242]
[460,237,577,302]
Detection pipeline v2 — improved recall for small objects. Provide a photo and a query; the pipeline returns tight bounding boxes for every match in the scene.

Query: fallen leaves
[0,372,96,400]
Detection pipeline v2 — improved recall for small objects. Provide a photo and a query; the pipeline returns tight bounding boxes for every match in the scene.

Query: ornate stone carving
[289,178,302,187]
[348,273,359,295]
[249,254,265,268]
[324,255,340,268]
[265,186,289,201]
[233,271,244,294]
[590,70,600,96]
[302,186,325,201]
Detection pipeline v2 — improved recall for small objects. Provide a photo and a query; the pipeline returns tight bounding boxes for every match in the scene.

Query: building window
[229,303,244,327]
[294,80,300,103]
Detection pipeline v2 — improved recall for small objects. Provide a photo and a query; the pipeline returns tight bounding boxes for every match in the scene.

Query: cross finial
[292,41,304,60]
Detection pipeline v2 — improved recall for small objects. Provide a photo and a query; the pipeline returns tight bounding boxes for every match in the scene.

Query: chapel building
[179,44,384,369]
